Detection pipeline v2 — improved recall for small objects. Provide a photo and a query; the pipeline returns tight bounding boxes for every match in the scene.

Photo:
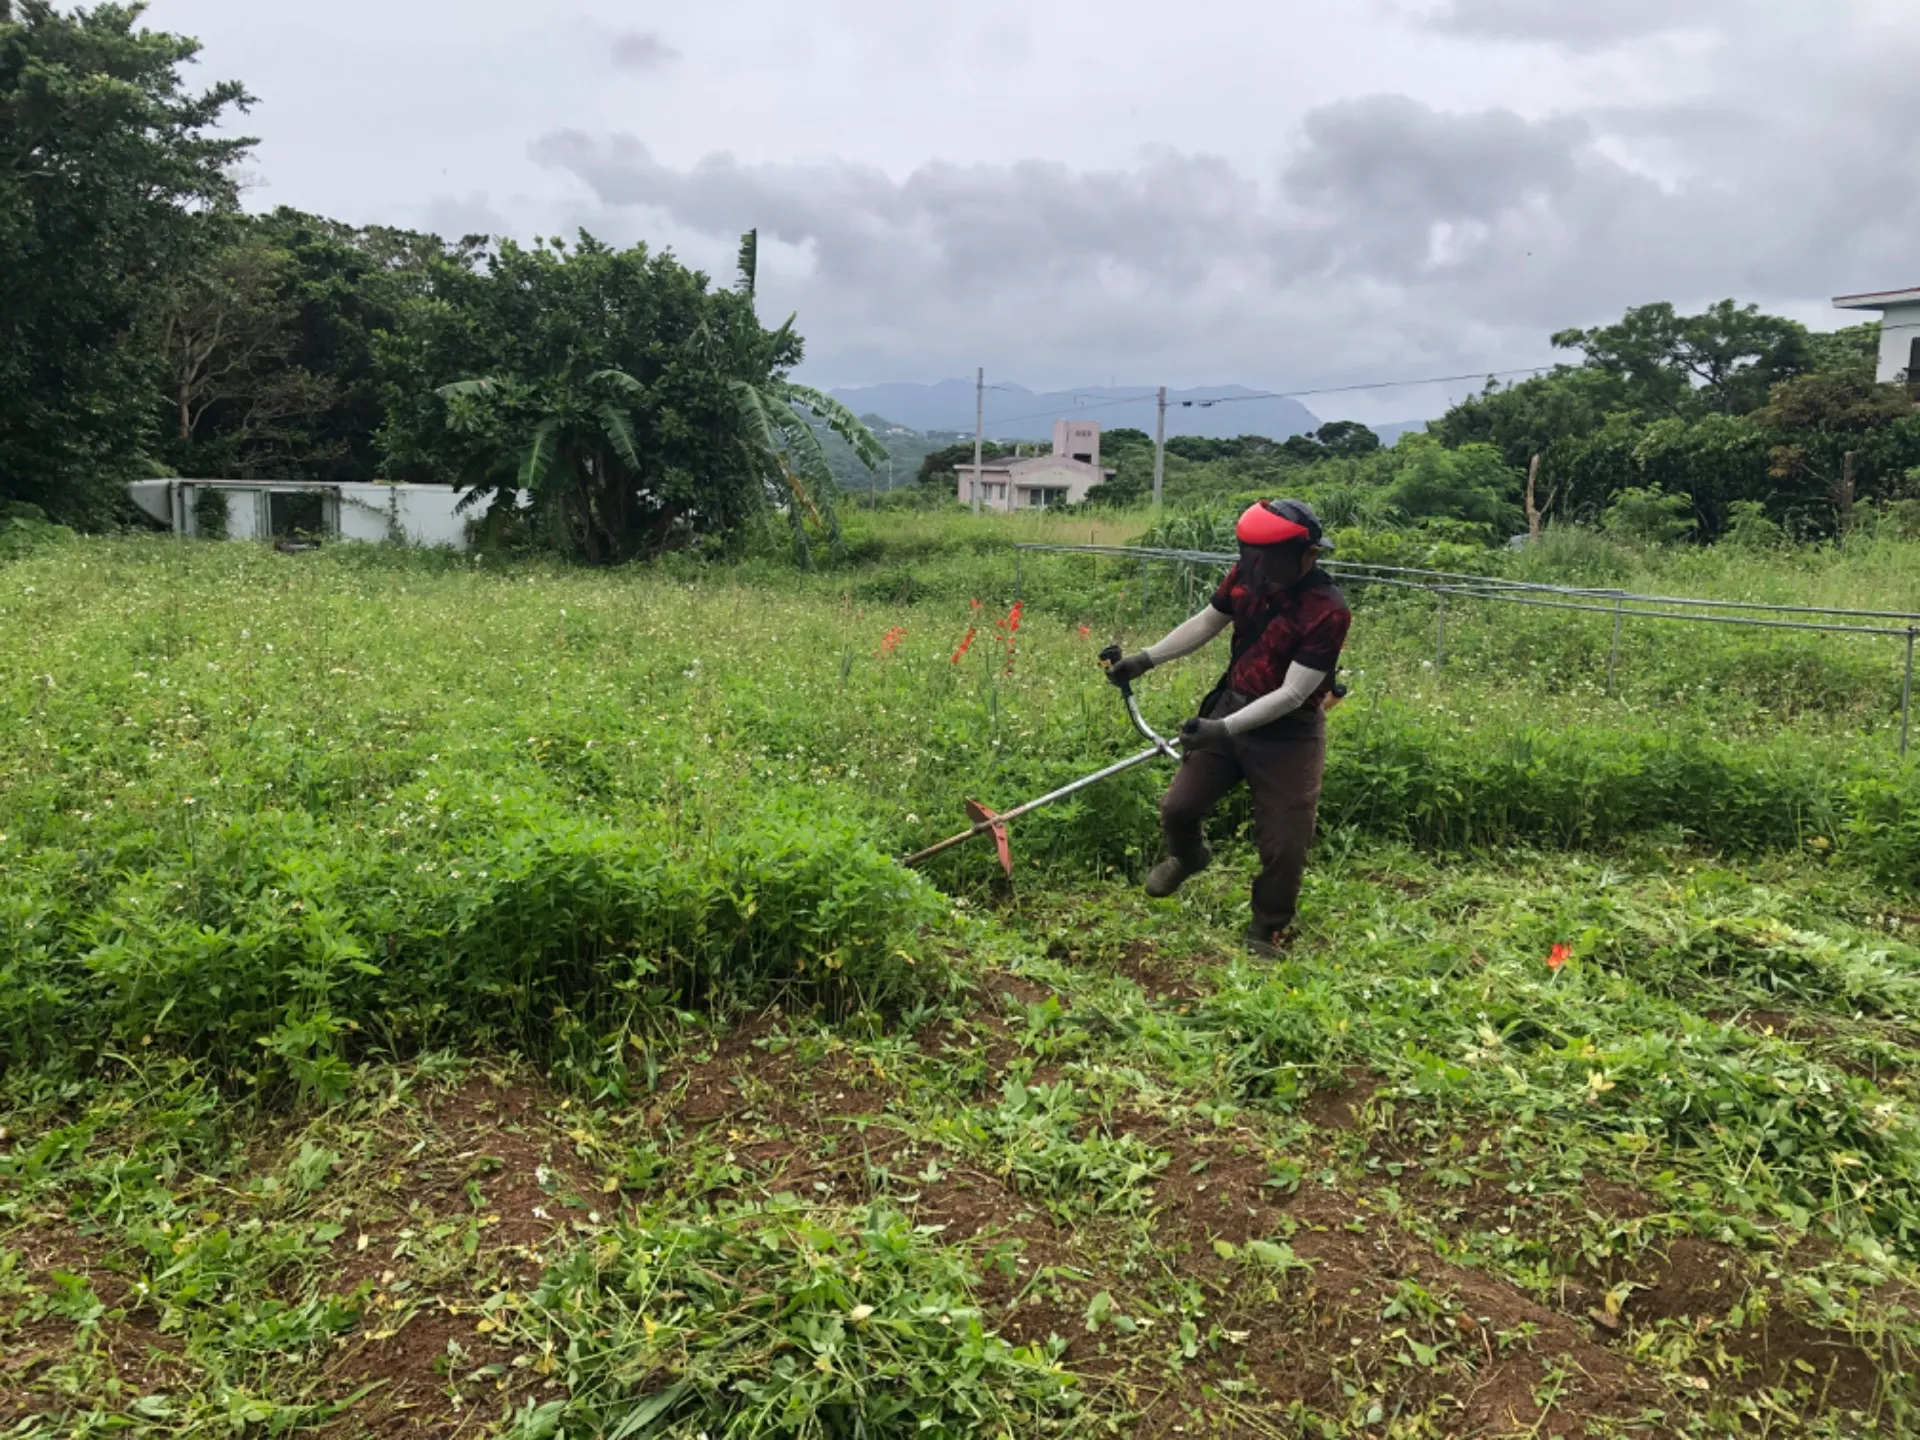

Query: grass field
[6,520,1920,1438]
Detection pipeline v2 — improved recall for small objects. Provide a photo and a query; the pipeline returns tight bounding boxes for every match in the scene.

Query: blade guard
[964,799,1013,878]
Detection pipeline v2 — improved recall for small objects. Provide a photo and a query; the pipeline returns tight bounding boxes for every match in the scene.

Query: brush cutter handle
[1098,645,1180,756]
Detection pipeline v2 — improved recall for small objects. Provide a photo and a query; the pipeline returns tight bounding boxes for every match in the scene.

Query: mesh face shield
[1238,539,1310,590]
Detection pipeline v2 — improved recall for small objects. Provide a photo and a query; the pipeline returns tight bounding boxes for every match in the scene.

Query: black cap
[1269,498,1333,555]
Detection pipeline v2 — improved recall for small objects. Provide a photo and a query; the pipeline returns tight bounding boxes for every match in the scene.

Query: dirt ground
[3,965,1906,1437]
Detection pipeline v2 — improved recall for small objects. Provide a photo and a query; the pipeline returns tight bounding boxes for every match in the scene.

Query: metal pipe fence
[1013,543,1920,759]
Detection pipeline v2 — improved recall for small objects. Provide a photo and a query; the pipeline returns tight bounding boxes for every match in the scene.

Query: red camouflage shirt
[1210,564,1352,701]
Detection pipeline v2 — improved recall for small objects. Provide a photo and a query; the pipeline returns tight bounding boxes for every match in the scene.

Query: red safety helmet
[1235,498,1332,552]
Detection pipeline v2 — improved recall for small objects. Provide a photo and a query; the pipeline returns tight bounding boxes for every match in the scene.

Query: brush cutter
[900,645,1350,877]
[901,646,1182,876]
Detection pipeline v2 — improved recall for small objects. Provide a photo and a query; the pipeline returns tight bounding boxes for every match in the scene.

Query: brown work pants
[1159,697,1327,939]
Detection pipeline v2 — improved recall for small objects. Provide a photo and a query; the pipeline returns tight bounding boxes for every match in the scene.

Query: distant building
[125,479,520,550]
[1832,287,1920,383]
[958,420,1116,512]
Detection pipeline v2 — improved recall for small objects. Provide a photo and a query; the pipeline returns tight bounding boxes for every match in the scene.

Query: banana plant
[724,229,886,567]
[436,363,648,562]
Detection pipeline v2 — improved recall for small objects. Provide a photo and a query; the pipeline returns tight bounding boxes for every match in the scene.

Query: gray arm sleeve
[1222,662,1328,734]
[1143,606,1232,666]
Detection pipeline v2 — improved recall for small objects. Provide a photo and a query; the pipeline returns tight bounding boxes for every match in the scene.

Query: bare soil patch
[0,1223,190,1427]
[1299,1065,1384,1134]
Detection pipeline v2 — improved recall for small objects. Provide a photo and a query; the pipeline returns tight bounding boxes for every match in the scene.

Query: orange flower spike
[1547,943,1571,972]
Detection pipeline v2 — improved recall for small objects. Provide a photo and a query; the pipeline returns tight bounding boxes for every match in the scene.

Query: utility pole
[1152,385,1167,514]
[971,367,985,517]
[1525,453,1542,542]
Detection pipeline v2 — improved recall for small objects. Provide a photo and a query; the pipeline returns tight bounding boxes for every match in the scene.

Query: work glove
[1105,651,1154,688]
[1180,717,1231,750]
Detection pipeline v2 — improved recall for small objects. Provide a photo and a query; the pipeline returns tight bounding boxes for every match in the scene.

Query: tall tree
[1552,300,1811,417]
[0,1,251,522]
[156,230,334,475]
[251,207,483,483]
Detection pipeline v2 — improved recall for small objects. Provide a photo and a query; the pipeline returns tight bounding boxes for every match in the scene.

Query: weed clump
[510,1200,1086,1439]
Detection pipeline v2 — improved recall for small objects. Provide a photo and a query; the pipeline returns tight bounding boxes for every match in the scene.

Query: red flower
[995,601,1024,673]
[1078,625,1092,638]
[1547,943,1571,972]
[875,626,906,656]
[950,627,977,662]
[970,597,982,611]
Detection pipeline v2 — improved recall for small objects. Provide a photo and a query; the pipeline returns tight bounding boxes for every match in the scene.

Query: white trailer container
[125,480,522,550]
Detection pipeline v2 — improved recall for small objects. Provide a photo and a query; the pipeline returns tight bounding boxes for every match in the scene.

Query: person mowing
[1106,499,1351,958]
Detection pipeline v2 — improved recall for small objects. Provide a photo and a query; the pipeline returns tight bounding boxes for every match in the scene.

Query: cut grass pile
[5,533,1920,1437]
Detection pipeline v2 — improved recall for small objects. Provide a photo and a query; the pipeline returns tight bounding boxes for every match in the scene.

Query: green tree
[1552,300,1811,417]
[156,228,335,477]
[0,0,252,523]
[1804,322,1881,378]
[1757,369,1917,533]
[1722,499,1784,549]
[1431,366,1632,471]
[254,208,483,483]
[1312,421,1383,459]
[1627,413,1772,540]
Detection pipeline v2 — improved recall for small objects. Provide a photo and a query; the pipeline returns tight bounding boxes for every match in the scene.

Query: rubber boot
[1245,924,1294,960]
[1145,846,1211,899]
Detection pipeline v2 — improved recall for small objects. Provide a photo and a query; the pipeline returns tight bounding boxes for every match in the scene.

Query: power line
[1175,367,1556,408]
[974,392,1165,430]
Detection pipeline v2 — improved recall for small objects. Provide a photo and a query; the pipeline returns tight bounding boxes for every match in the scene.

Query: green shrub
[0,502,74,560]
[1723,499,1785,550]
[1604,485,1696,545]
[9,799,949,1095]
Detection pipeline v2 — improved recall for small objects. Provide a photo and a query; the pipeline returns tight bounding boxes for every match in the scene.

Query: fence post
[1435,591,1447,670]
[1903,628,1915,760]
[1607,596,1625,697]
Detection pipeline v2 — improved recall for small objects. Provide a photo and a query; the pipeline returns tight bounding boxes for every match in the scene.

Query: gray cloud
[608,30,678,72]
[1418,0,1744,50]
[525,0,1920,413]
[525,108,1628,394]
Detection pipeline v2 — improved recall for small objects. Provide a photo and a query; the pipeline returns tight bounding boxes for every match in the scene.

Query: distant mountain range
[827,381,1326,443]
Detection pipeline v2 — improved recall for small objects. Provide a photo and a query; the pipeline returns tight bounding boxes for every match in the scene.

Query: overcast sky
[150,0,1920,423]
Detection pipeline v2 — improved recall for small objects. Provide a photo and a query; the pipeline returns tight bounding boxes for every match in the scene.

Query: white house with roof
[958,420,1116,512]
[1832,287,1920,383]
